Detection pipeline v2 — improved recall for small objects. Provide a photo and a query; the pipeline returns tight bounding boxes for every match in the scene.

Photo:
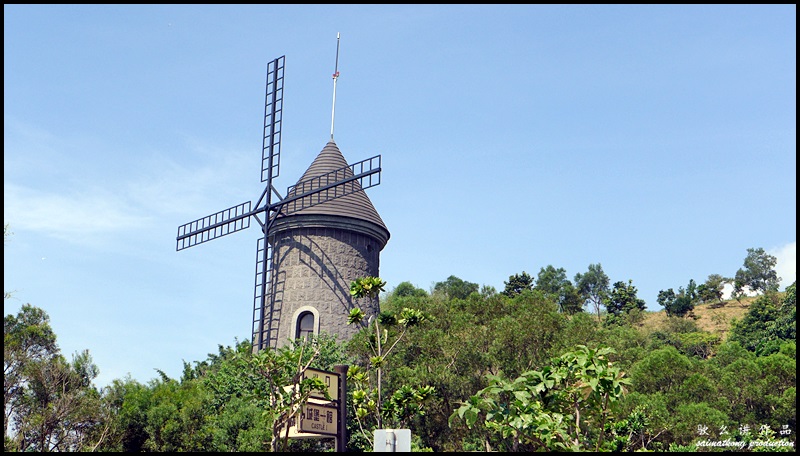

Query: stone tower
[266,140,390,348]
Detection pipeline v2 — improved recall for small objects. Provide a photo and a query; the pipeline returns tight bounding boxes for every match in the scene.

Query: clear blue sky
[4,4,796,388]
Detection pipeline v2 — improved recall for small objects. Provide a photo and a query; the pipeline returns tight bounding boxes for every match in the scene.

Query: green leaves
[449,344,630,451]
[398,307,427,327]
[347,308,366,326]
[734,247,781,295]
[350,277,387,300]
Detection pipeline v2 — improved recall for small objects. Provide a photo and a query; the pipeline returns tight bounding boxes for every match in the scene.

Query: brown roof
[279,140,389,234]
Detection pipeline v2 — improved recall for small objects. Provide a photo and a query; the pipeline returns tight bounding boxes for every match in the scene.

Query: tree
[559,282,585,315]
[4,304,60,450]
[733,247,781,295]
[18,350,103,451]
[248,342,330,452]
[5,305,105,452]
[450,345,631,452]
[657,279,697,318]
[533,265,582,314]
[392,281,428,298]
[502,271,534,297]
[630,345,694,396]
[348,277,432,443]
[433,276,479,300]
[575,264,610,320]
[696,274,727,304]
[93,336,345,453]
[729,284,795,355]
[534,265,568,296]
[603,280,646,325]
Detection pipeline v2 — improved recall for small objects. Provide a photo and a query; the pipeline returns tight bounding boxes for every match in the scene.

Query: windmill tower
[268,141,389,348]
[176,41,389,351]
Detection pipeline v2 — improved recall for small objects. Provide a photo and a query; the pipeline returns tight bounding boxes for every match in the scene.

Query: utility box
[373,429,411,452]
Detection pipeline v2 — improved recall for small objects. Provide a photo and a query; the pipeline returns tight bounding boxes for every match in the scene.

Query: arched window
[296,311,315,340]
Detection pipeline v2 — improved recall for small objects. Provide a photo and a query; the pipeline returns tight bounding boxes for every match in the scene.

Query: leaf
[465,408,479,428]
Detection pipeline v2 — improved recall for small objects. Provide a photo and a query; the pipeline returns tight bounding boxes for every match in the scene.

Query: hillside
[637,295,758,340]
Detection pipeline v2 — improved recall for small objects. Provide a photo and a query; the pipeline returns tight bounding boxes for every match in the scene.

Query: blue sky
[4,4,796,388]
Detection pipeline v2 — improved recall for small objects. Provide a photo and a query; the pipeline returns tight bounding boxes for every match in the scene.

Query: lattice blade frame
[261,56,285,183]
[176,201,252,251]
[282,155,381,215]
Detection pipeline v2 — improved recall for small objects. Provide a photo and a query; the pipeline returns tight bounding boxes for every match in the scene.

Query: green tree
[392,281,428,298]
[25,351,103,451]
[729,285,795,355]
[450,345,631,451]
[534,266,582,314]
[487,291,566,379]
[348,277,432,443]
[433,275,479,300]
[770,282,796,344]
[5,305,106,452]
[630,345,694,396]
[696,274,727,304]
[603,280,646,325]
[559,282,585,315]
[502,271,534,297]
[4,304,58,445]
[734,247,781,295]
[657,280,697,318]
[534,265,568,296]
[575,263,610,320]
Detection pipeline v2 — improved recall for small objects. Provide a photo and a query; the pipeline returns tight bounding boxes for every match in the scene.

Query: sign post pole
[334,365,348,452]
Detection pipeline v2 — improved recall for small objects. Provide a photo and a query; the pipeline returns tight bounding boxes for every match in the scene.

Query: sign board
[373,429,411,452]
[299,402,338,436]
[283,419,331,440]
[303,367,339,401]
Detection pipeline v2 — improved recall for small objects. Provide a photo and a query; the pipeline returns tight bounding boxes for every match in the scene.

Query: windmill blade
[280,155,381,215]
[176,201,252,251]
[261,55,285,183]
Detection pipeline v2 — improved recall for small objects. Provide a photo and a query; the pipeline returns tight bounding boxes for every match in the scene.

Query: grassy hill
[637,295,759,341]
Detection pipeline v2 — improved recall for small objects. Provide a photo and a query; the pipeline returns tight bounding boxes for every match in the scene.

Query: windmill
[176,43,388,352]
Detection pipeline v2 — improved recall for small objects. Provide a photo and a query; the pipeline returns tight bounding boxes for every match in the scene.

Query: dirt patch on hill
[638,297,756,341]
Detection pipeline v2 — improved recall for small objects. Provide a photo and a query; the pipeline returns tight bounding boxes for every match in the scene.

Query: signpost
[283,365,348,452]
[303,367,339,402]
[299,402,338,435]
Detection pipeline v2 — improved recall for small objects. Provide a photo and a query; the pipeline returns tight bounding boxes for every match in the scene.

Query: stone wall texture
[268,224,381,348]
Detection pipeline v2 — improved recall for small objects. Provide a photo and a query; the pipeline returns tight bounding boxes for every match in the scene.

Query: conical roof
[280,140,389,235]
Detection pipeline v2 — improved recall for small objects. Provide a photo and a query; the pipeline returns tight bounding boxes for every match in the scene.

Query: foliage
[502,271,534,297]
[575,263,610,319]
[349,276,386,300]
[734,247,781,296]
[696,274,728,303]
[433,275,479,300]
[533,265,584,314]
[4,305,105,452]
[729,284,795,355]
[348,277,433,449]
[534,265,568,296]
[675,332,720,359]
[4,305,58,442]
[603,280,646,326]
[657,279,698,318]
[450,345,631,452]
[392,281,428,298]
[5,261,796,452]
[630,346,694,396]
[95,336,344,453]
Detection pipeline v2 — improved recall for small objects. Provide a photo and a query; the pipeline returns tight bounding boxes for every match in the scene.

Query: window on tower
[296,311,315,340]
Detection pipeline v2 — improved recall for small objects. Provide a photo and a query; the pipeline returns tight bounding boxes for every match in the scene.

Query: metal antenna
[330,32,340,140]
